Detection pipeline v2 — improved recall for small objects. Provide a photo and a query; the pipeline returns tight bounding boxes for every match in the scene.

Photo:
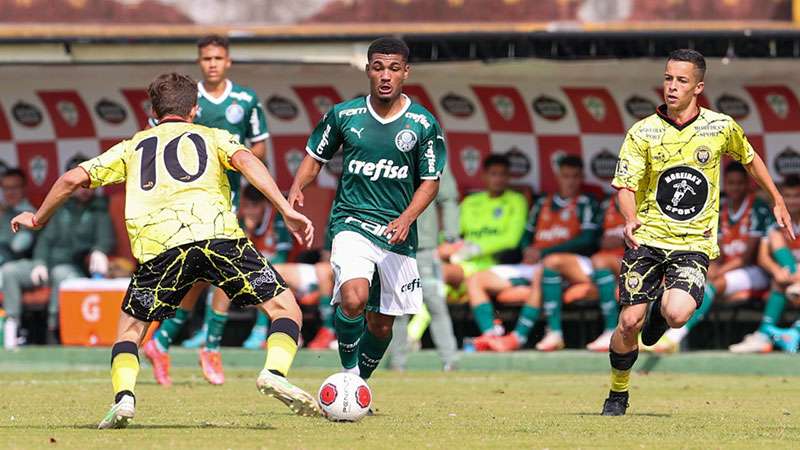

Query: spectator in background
[389,165,460,371]
[730,175,800,353]
[467,155,599,352]
[4,158,115,346]
[439,154,528,303]
[1,169,37,350]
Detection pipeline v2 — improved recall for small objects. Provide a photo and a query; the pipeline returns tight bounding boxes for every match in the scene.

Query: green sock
[334,306,365,370]
[773,247,797,274]
[318,295,334,330]
[593,269,619,331]
[252,311,269,334]
[542,269,563,333]
[472,302,495,334]
[358,328,392,380]
[759,290,787,333]
[205,310,228,351]
[685,283,716,331]
[513,305,541,344]
[155,308,189,351]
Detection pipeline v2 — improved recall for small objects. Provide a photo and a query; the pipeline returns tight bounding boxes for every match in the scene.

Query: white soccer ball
[317,372,372,422]
[786,282,800,305]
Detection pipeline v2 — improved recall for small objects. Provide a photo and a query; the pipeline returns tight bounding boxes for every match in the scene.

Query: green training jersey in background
[196,80,269,207]
[305,95,446,257]
[459,189,529,275]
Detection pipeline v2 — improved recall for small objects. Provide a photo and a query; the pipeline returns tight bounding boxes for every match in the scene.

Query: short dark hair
[242,184,265,203]
[783,175,800,189]
[367,37,410,62]
[667,49,706,80]
[148,73,198,119]
[725,161,747,175]
[482,153,510,170]
[558,155,584,170]
[2,168,25,183]
[198,34,229,52]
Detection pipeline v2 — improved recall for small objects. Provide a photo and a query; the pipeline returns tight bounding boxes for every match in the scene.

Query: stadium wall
[1,58,798,204]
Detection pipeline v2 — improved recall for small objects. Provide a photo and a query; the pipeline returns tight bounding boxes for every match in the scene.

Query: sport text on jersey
[655,166,709,221]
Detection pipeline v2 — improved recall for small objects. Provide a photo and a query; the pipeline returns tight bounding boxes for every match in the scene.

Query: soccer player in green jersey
[289,37,446,384]
[11,73,319,428]
[144,35,271,386]
[601,49,794,416]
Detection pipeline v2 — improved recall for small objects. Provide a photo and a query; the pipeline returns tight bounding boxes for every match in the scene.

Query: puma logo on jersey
[350,127,364,139]
[348,158,409,181]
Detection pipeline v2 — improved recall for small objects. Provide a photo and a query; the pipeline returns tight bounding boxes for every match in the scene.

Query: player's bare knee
[618,312,643,337]
[339,289,367,317]
[366,318,393,339]
[664,309,691,328]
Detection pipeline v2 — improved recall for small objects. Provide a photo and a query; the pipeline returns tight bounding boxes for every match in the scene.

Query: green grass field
[2,348,799,449]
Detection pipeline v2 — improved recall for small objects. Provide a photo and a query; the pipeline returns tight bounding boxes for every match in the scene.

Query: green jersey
[719,194,772,262]
[520,193,600,256]
[306,95,446,256]
[459,190,529,273]
[197,80,269,206]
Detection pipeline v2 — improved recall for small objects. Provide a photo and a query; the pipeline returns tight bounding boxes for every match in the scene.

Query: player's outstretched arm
[231,150,314,248]
[10,167,89,233]
[386,179,439,245]
[287,155,323,208]
[745,154,795,240]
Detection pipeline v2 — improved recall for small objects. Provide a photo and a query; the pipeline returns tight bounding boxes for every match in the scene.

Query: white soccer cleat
[256,369,321,417]
[535,330,565,352]
[586,329,613,352]
[729,332,773,353]
[98,394,135,429]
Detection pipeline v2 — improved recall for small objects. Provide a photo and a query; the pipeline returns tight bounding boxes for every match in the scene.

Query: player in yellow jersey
[11,73,320,428]
[600,50,794,416]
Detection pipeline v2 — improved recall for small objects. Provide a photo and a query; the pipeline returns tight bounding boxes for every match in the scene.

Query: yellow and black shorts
[618,245,709,307]
[122,238,287,322]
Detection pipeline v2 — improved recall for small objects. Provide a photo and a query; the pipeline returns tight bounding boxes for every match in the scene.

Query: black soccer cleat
[641,297,669,346]
[601,391,629,416]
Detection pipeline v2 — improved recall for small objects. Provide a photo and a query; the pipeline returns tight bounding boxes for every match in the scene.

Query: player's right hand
[623,219,641,250]
[10,211,42,232]
[31,264,48,285]
[282,209,315,248]
[287,185,304,208]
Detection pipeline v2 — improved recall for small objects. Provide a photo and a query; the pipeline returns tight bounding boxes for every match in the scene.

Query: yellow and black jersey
[612,105,755,259]
[80,119,248,263]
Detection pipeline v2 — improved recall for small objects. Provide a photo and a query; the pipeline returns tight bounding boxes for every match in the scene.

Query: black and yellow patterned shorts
[618,245,709,307]
[122,238,287,322]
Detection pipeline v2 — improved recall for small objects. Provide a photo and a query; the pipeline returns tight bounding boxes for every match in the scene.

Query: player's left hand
[773,202,795,240]
[386,214,412,245]
[282,209,315,248]
[10,211,41,232]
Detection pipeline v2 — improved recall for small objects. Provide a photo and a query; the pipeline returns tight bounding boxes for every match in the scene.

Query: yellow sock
[610,368,631,392]
[111,353,140,396]
[265,332,298,377]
